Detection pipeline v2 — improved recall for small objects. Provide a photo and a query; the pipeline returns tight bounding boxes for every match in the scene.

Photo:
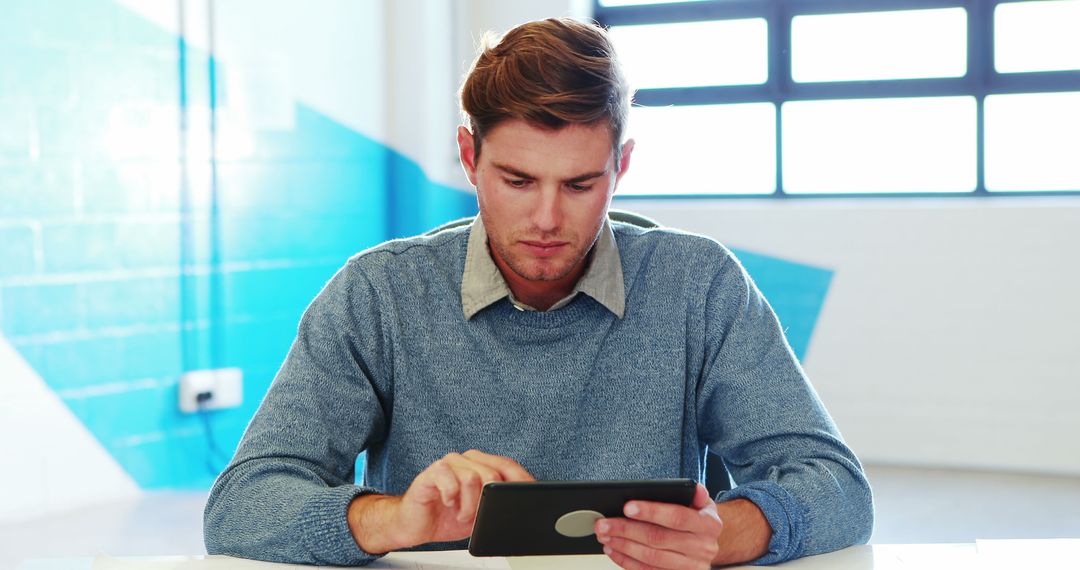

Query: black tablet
[468,479,697,557]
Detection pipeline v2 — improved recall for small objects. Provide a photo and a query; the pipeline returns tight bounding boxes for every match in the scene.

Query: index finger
[623,499,722,536]
[461,449,535,482]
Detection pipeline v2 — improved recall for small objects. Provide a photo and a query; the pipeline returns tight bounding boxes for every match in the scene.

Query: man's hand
[346,450,534,554]
[595,484,771,569]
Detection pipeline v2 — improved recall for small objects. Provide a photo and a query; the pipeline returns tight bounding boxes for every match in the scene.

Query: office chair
[424,209,661,236]
[426,209,734,497]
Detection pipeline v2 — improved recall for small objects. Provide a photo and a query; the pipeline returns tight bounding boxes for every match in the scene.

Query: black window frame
[595,0,1080,199]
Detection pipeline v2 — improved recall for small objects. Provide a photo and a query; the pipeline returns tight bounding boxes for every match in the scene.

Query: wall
[623,197,1080,475]
[1,0,190,521]
[0,0,477,522]
[7,0,1071,527]
[1,0,834,524]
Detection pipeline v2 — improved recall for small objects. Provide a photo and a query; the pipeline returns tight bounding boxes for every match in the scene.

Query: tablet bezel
[468,478,697,557]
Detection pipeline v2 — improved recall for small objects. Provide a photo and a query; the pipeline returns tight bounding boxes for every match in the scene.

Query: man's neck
[507,277,576,311]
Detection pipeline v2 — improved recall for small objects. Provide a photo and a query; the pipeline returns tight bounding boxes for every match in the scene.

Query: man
[204,18,873,569]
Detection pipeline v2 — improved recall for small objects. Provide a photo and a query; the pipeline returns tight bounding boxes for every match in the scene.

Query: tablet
[468,479,697,556]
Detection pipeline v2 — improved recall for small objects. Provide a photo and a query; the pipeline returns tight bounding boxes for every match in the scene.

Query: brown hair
[460,18,632,167]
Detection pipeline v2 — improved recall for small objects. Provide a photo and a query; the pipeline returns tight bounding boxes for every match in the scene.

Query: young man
[204,18,873,568]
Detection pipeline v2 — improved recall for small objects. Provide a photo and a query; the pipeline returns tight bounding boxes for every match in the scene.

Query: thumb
[692,483,714,510]
[694,484,722,524]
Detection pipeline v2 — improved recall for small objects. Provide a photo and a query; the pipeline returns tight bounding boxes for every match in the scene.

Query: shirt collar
[460,216,625,320]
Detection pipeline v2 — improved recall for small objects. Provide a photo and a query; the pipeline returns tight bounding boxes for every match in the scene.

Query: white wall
[0,338,140,523]
[119,0,387,139]
[621,197,1080,475]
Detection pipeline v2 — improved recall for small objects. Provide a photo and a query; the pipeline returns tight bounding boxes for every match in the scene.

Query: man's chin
[511,260,574,283]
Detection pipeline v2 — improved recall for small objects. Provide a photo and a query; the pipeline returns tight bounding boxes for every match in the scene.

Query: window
[621,103,776,195]
[596,0,1080,197]
[995,0,1080,73]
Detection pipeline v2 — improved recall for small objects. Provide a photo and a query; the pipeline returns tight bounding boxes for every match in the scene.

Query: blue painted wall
[731,249,832,361]
[1,0,828,491]
[0,0,475,489]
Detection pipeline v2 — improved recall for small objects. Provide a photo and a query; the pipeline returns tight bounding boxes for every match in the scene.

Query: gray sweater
[204,223,873,565]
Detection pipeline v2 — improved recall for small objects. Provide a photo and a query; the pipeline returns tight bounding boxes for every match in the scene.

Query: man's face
[457,119,634,295]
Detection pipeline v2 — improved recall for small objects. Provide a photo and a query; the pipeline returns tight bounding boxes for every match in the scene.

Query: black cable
[197,392,231,476]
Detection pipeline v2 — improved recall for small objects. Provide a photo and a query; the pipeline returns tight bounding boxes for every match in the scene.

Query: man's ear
[613,138,635,190]
[457,125,479,187]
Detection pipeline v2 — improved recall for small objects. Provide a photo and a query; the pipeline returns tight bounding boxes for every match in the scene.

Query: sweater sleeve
[203,260,393,565]
[696,251,874,565]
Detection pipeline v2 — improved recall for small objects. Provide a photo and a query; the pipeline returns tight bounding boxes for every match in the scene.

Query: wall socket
[179,368,243,413]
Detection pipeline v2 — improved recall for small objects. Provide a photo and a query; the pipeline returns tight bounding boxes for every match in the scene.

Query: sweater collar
[460,216,625,320]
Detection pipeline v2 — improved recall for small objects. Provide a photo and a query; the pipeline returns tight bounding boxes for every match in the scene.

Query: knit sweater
[203,222,873,566]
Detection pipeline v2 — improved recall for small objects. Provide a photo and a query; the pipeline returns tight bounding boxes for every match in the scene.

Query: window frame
[595,0,1080,198]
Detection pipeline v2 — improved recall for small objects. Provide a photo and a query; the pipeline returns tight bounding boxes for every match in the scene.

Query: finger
[439,455,479,522]
[460,468,491,522]
[603,536,704,570]
[443,456,501,522]
[596,518,716,562]
[624,500,722,537]
[409,477,442,506]
[449,452,508,486]
[429,462,462,508]
[461,449,535,482]
[602,545,654,570]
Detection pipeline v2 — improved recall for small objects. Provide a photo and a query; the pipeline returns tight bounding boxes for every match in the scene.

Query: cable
[197,391,232,476]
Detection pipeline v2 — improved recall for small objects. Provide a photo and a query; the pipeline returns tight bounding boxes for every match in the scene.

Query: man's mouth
[520,240,567,258]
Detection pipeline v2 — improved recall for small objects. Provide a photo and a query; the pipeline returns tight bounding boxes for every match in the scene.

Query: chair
[424,208,660,236]
[427,208,733,496]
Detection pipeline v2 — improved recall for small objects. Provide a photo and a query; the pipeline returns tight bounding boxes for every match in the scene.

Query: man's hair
[460,18,632,167]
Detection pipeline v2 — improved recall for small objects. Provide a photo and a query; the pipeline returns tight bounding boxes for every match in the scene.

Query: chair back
[424,209,660,236]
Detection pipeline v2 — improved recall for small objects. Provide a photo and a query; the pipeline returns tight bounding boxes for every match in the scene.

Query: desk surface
[17,540,1080,569]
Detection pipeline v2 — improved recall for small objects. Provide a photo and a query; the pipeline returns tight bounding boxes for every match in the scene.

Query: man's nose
[531,186,562,233]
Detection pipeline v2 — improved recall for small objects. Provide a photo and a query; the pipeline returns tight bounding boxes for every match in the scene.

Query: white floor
[3,464,1080,569]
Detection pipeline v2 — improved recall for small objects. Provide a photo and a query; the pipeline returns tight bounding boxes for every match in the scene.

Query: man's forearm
[347,494,401,554]
[713,498,772,566]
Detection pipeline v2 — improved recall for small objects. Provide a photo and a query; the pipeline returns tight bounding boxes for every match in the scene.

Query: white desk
[16,540,1080,569]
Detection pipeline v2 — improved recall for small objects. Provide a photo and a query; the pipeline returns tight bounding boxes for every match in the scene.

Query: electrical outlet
[179,368,243,413]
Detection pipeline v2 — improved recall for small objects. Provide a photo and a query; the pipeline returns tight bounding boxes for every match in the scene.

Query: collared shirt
[460,216,626,319]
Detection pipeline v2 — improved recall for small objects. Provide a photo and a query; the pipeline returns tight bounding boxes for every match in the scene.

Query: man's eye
[506,179,528,188]
[569,183,593,192]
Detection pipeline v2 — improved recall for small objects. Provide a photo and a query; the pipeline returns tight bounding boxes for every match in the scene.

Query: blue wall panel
[0,0,477,489]
[386,146,479,239]
[0,226,37,278]
[732,249,833,361]
[0,162,78,216]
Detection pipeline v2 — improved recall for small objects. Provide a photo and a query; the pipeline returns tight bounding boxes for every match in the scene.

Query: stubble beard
[492,235,582,282]
[492,226,603,283]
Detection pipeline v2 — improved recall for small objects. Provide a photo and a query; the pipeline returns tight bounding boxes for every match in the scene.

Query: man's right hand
[346,449,535,554]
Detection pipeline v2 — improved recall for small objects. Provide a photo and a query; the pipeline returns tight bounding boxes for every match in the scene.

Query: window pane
[599,0,708,6]
[622,103,776,195]
[792,8,967,82]
[782,97,976,193]
[995,0,1080,73]
[610,19,768,88]
[985,92,1080,191]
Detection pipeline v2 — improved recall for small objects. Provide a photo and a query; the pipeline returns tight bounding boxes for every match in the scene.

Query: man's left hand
[594,483,722,570]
